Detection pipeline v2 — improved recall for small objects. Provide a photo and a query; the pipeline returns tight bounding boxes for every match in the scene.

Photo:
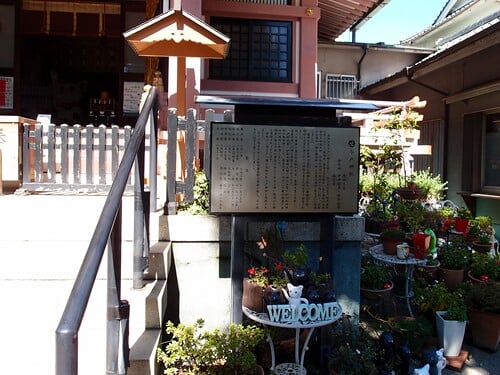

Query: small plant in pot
[379,229,406,255]
[468,252,500,283]
[453,206,472,233]
[435,293,468,357]
[361,257,393,300]
[466,282,500,352]
[157,319,266,375]
[437,244,470,290]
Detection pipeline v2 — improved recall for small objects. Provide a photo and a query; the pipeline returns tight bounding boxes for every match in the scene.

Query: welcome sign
[266,302,341,323]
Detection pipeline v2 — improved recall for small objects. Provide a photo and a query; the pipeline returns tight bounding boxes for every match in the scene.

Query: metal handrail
[55,87,158,375]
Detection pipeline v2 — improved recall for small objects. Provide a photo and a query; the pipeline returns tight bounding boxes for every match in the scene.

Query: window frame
[209,17,292,83]
[324,73,358,99]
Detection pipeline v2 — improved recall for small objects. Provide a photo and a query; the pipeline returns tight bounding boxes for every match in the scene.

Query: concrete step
[0,193,169,374]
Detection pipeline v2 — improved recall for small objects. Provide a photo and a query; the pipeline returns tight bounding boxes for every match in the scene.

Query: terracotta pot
[365,218,399,234]
[467,270,488,284]
[416,261,440,282]
[381,238,403,255]
[438,267,464,291]
[360,281,393,301]
[472,241,492,254]
[242,278,264,313]
[468,308,500,352]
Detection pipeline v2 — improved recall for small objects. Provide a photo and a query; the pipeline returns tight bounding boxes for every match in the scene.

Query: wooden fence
[19,108,234,210]
[22,123,134,192]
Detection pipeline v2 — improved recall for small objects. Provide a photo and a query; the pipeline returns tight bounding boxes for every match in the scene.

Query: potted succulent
[437,244,470,290]
[157,319,266,374]
[468,252,500,283]
[466,282,500,352]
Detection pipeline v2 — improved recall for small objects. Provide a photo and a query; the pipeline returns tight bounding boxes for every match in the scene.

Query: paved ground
[0,189,498,374]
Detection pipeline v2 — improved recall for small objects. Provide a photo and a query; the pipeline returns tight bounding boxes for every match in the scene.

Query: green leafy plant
[409,169,448,201]
[395,200,426,233]
[247,266,270,289]
[414,281,468,319]
[177,171,209,215]
[438,245,470,270]
[380,229,406,241]
[466,281,500,314]
[327,315,378,375]
[455,206,472,219]
[157,319,266,375]
[282,243,309,269]
[470,253,500,282]
[361,259,393,290]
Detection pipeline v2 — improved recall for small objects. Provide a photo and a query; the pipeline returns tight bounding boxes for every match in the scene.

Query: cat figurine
[282,283,308,312]
[413,364,430,375]
[435,348,446,375]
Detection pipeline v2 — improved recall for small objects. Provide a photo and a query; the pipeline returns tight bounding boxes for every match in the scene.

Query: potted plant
[466,282,500,352]
[435,293,468,357]
[379,229,406,255]
[437,244,470,290]
[157,319,266,374]
[468,252,500,283]
[453,207,472,233]
[472,229,495,254]
[361,259,393,300]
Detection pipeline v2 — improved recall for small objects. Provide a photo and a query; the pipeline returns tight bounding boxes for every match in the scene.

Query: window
[463,112,500,195]
[325,74,358,99]
[209,18,292,83]
[483,113,500,190]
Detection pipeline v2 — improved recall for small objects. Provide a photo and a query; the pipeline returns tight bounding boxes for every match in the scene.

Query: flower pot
[416,261,440,282]
[468,308,500,352]
[454,218,469,233]
[360,281,393,301]
[381,238,403,255]
[467,270,488,284]
[396,187,425,200]
[472,241,492,254]
[412,233,430,259]
[435,311,466,357]
[242,278,264,313]
[438,267,464,291]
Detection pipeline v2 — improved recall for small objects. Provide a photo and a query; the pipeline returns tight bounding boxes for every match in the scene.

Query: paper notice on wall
[0,76,14,109]
[123,81,145,114]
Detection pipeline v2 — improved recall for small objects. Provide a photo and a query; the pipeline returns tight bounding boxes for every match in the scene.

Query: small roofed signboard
[209,123,360,214]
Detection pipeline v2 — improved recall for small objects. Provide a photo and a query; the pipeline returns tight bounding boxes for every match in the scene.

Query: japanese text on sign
[210,123,359,214]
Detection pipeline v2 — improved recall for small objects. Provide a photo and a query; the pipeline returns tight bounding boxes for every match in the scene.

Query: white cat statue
[436,348,447,375]
[282,283,308,315]
[413,364,430,375]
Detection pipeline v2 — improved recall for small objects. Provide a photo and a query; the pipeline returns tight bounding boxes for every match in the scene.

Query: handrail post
[149,100,158,212]
[133,132,146,289]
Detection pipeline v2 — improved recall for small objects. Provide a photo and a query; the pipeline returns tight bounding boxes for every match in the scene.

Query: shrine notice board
[209,123,360,214]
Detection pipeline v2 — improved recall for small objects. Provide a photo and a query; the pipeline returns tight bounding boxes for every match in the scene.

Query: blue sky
[337,0,449,44]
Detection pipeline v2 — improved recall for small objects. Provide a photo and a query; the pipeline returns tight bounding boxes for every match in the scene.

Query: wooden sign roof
[123,8,230,58]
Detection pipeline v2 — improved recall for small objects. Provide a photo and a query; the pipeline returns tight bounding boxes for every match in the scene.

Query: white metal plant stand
[242,304,342,374]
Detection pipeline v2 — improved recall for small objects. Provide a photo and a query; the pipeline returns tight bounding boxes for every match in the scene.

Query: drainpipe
[357,45,368,87]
